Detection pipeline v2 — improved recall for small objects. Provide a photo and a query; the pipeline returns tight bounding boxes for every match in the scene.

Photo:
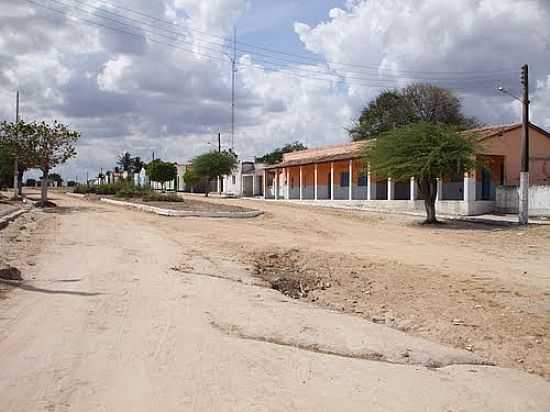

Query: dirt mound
[0,262,22,281]
[34,200,57,208]
[253,249,332,299]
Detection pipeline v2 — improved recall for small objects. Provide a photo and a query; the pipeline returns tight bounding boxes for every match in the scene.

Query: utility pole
[519,64,530,225]
[12,91,20,199]
[218,132,222,195]
[231,26,237,151]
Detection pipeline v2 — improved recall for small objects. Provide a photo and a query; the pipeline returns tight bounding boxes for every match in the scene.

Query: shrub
[142,191,183,202]
[114,185,146,199]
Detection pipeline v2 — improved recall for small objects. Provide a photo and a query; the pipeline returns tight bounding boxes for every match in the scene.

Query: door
[481,168,492,200]
[327,173,332,199]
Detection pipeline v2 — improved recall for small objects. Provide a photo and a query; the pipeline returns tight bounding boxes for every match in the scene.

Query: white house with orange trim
[261,123,550,216]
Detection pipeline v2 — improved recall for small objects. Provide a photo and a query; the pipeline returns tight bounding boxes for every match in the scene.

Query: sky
[0,0,549,181]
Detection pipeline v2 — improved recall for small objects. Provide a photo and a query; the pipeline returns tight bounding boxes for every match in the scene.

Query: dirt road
[1,194,549,411]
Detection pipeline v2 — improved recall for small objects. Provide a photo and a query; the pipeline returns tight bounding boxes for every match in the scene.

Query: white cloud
[1,0,550,181]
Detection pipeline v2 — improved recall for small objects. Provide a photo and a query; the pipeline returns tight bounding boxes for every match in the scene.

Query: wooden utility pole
[519,64,530,225]
[12,91,20,199]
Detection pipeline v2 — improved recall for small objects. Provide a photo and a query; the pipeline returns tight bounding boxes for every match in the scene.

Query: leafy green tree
[0,143,14,189]
[0,121,36,197]
[191,151,237,196]
[48,173,63,186]
[132,156,145,173]
[147,159,177,191]
[183,169,200,192]
[28,121,79,206]
[364,122,477,224]
[25,178,37,187]
[117,152,145,174]
[350,84,480,141]
[255,141,307,165]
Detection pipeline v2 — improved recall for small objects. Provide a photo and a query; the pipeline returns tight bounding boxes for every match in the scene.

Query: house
[222,161,265,197]
[262,123,550,216]
[134,167,149,188]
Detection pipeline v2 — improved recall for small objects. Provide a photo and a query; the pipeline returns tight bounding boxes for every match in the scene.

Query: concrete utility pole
[12,91,20,199]
[519,64,530,225]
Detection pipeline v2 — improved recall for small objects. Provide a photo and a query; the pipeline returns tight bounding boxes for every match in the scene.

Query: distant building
[222,161,265,197]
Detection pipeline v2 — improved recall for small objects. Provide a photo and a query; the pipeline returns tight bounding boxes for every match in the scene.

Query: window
[357,174,367,187]
[232,175,236,185]
[340,171,350,187]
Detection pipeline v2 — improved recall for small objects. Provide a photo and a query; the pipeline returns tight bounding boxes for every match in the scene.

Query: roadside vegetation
[74,181,183,202]
[0,120,79,206]
[190,151,237,196]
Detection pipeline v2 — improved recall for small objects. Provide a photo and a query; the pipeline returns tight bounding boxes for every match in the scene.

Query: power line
[67,0,520,76]
[24,0,516,92]
[55,0,519,82]
[42,0,517,88]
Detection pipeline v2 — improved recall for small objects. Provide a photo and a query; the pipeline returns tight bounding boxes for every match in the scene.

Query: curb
[100,198,264,218]
[0,208,28,230]
[65,192,86,198]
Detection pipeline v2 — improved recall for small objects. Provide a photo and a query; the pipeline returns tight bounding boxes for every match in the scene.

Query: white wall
[497,185,550,216]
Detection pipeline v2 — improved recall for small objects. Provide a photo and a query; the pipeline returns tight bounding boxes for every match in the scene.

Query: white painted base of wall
[277,199,496,216]
[496,185,550,216]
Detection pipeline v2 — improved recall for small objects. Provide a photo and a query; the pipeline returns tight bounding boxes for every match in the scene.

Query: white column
[463,172,475,203]
[314,163,318,200]
[436,177,443,202]
[410,177,417,201]
[252,175,256,197]
[348,159,353,201]
[330,162,335,200]
[299,166,303,200]
[286,168,290,200]
[367,166,374,200]
[275,169,279,200]
[263,169,267,200]
[387,177,395,200]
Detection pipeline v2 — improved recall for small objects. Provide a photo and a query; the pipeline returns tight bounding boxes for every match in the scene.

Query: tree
[0,121,36,197]
[183,169,200,192]
[146,159,177,191]
[117,152,145,174]
[48,173,63,187]
[0,143,14,189]
[28,121,79,206]
[132,156,145,173]
[117,152,133,172]
[25,178,37,187]
[191,151,237,196]
[364,122,477,224]
[350,84,480,141]
[255,141,307,165]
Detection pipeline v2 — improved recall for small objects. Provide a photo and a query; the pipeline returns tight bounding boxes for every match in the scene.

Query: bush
[142,191,183,202]
[114,185,146,199]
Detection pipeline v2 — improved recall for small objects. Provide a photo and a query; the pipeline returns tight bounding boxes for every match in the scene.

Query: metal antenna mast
[231,27,237,151]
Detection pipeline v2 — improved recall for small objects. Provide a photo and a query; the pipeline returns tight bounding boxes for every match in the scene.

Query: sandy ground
[0,191,549,411]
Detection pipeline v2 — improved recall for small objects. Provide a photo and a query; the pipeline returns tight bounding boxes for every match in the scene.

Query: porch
[263,159,496,216]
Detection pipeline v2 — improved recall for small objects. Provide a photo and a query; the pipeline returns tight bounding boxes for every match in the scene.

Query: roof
[263,123,550,170]
[463,122,550,141]
[264,141,367,169]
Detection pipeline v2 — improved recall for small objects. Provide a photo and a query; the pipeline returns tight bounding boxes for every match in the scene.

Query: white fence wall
[496,185,550,216]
